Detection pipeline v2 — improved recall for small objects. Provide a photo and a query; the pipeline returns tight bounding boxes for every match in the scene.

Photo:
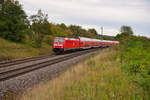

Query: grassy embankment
[21,36,150,100]
[0,37,53,61]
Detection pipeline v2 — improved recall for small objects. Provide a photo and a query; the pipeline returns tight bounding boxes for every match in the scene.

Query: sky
[19,0,150,37]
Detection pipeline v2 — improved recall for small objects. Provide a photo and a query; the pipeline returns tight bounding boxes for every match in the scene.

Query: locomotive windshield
[54,38,64,43]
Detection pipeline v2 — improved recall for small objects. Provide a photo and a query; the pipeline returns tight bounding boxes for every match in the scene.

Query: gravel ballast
[0,50,101,99]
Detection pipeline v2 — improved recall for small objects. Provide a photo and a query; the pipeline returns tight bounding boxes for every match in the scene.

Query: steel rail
[0,54,55,68]
[0,48,100,81]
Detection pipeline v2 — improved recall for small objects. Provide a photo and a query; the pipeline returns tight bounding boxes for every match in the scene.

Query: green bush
[119,36,150,95]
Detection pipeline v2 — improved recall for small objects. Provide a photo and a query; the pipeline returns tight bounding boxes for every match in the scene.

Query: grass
[0,38,53,61]
[20,48,147,100]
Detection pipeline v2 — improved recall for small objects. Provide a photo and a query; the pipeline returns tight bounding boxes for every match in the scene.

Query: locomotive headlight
[54,44,57,46]
[59,44,63,46]
[54,44,63,46]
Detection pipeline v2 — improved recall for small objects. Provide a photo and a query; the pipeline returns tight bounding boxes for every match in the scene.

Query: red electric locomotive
[53,37,119,53]
[53,37,80,53]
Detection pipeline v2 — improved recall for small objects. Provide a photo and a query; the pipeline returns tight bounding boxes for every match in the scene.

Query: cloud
[20,0,150,36]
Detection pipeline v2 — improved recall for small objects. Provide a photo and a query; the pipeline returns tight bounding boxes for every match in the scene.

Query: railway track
[0,48,100,82]
[0,54,55,68]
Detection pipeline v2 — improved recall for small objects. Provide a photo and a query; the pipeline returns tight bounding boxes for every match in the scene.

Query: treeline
[0,0,98,48]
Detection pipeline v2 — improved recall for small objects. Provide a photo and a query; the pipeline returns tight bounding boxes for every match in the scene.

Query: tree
[68,25,82,37]
[0,0,3,11]
[68,25,99,38]
[115,25,134,41]
[29,9,50,48]
[57,23,67,30]
[0,0,27,42]
[88,28,98,35]
[120,25,134,35]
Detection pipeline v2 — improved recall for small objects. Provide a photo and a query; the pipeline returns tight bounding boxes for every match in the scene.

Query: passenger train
[53,37,119,53]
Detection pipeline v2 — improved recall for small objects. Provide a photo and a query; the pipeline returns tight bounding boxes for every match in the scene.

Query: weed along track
[0,48,99,82]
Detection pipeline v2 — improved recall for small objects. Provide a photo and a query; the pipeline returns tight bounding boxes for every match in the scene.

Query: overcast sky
[20,0,150,36]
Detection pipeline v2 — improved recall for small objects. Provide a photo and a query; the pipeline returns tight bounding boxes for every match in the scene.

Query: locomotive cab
[53,37,65,53]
